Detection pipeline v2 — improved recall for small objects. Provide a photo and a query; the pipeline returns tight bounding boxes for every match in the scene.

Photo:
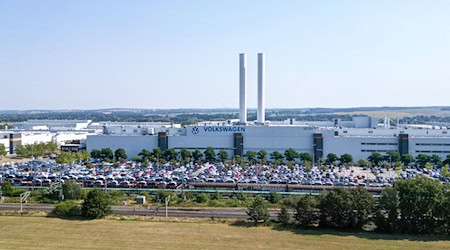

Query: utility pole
[165,196,171,218]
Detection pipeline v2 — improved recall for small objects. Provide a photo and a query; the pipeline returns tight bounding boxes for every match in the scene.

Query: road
[0,204,280,219]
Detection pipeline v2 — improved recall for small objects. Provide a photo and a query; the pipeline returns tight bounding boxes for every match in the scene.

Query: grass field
[0,216,449,250]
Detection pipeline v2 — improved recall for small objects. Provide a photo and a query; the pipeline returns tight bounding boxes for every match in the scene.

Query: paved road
[0,204,280,219]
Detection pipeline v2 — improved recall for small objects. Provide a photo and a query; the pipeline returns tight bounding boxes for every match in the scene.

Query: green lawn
[0,216,449,250]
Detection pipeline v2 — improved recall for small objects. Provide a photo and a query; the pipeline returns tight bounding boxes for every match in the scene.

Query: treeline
[15,142,59,158]
[273,177,450,235]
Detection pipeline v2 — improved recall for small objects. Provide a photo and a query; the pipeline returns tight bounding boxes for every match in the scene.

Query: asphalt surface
[0,203,280,219]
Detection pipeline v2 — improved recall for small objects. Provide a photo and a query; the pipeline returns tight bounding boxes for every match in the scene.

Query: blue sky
[1,0,449,109]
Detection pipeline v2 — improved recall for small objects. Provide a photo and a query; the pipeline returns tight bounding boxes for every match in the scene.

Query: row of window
[361,143,397,146]
[416,150,450,154]
[361,150,391,153]
[415,143,450,146]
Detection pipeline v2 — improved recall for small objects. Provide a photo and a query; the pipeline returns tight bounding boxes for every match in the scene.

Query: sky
[1,0,449,110]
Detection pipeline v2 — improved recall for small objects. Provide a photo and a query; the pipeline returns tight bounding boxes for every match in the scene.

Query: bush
[269,192,282,204]
[52,201,81,217]
[81,189,112,219]
[247,196,270,226]
[236,192,247,201]
[195,193,210,203]
[278,207,290,225]
[62,180,82,200]
[1,180,14,196]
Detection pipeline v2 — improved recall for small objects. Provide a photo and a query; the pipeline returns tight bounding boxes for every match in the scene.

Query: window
[368,131,373,134]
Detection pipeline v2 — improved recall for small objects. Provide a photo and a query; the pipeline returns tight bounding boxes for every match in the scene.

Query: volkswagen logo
[191,127,200,134]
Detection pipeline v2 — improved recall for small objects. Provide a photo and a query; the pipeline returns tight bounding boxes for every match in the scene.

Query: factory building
[86,53,450,161]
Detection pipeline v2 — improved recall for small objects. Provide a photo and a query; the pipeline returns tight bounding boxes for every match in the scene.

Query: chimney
[257,53,265,124]
[239,53,247,124]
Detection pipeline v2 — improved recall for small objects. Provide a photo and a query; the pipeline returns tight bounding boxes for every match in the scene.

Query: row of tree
[15,142,59,158]
[272,177,450,235]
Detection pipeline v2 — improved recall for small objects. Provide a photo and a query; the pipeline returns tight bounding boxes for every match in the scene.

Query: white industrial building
[86,53,450,161]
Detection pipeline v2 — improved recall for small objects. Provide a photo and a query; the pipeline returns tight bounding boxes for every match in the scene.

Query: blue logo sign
[191,127,200,134]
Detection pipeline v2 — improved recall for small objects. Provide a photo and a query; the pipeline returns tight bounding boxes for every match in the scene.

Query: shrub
[81,189,112,219]
[247,196,270,226]
[278,207,290,225]
[1,180,14,196]
[269,192,282,204]
[195,193,210,203]
[62,180,82,200]
[52,201,81,217]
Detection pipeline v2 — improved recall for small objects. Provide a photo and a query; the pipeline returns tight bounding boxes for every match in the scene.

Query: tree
[114,148,127,161]
[152,148,164,162]
[357,159,367,167]
[294,195,319,227]
[204,147,216,162]
[278,207,290,225]
[444,154,450,165]
[138,149,152,162]
[401,154,414,166]
[216,150,228,163]
[0,144,7,158]
[1,180,14,196]
[268,192,281,204]
[431,154,442,166]
[298,152,313,162]
[180,148,192,162]
[441,164,450,178]
[415,154,431,168]
[367,152,384,166]
[284,148,298,162]
[164,148,178,161]
[192,149,203,163]
[52,201,81,217]
[247,196,270,226]
[270,151,284,162]
[385,151,400,163]
[100,148,114,161]
[375,187,399,233]
[257,150,268,164]
[244,151,257,164]
[62,180,83,200]
[56,152,77,164]
[349,188,375,228]
[340,154,353,165]
[75,150,91,162]
[90,149,101,159]
[81,189,112,219]
[326,153,339,164]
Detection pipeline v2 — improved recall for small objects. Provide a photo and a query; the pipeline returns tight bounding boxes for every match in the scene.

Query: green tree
[340,154,353,165]
[138,149,152,162]
[100,148,114,161]
[244,151,257,164]
[217,150,229,163]
[431,154,442,166]
[204,147,216,162]
[62,180,82,200]
[56,152,77,164]
[401,154,414,166]
[268,192,281,204]
[284,148,298,162]
[114,148,127,161]
[375,187,399,233]
[90,149,102,159]
[326,153,339,164]
[247,196,270,226]
[152,148,164,162]
[270,151,284,162]
[81,189,112,219]
[180,148,192,162]
[357,159,367,167]
[298,152,313,162]
[415,154,431,168]
[367,152,384,166]
[192,149,203,163]
[349,188,375,228]
[0,144,7,158]
[75,150,91,162]
[294,195,319,227]
[278,207,290,225]
[385,151,401,163]
[52,201,81,217]
[164,148,178,161]
[1,180,14,196]
[257,150,268,164]
[441,164,450,178]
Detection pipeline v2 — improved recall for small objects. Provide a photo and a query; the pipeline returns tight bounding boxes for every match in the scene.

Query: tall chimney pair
[239,53,265,124]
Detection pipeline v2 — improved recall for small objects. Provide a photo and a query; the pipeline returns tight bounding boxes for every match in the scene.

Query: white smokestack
[257,53,265,124]
[239,53,247,124]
